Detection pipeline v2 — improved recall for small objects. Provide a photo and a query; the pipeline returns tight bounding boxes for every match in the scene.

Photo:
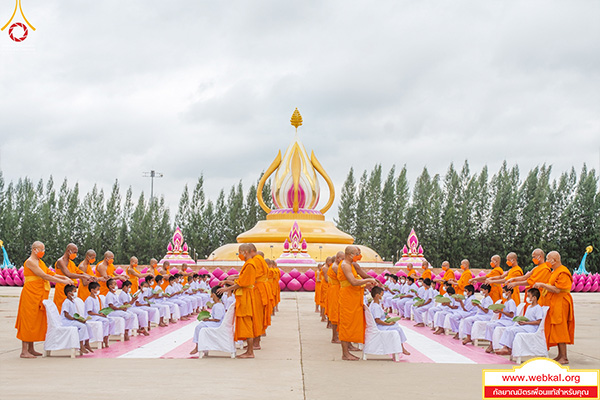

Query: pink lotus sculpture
[159,226,196,267]
[303,279,315,291]
[394,228,429,268]
[275,222,317,267]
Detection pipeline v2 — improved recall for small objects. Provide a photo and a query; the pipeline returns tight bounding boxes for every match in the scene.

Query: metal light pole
[142,170,163,199]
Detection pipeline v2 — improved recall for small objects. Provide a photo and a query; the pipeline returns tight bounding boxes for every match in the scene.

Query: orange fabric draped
[421,269,432,280]
[54,259,78,312]
[337,262,365,344]
[439,269,455,295]
[16,260,55,342]
[152,266,160,276]
[526,262,552,306]
[455,269,473,295]
[406,269,416,277]
[253,254,273,330]
[77,262,95,301]
[127,267,140,294]
[507,265,524,305]
[486,266,504,303]
[545,265,575,349]
[96,263,116,296]
[320,268,329,310]
[327,264,340,325]
[315,276,321,305]
[234,258,257,341]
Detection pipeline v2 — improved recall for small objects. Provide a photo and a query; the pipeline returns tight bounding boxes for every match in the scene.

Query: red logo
[8,22,27,42]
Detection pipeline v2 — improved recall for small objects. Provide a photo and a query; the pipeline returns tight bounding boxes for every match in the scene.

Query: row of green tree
[337,162,599,272]
[0,162,598,272]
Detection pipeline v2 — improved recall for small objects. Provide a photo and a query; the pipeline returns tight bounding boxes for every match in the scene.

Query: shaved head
[257,251,265,257]
[150,258,158,266]
[66,243,78,253]
[532,248,545,259]
[422,260,429,268]
[461,259,470,268]
[507,252,517,262]
[130,256,138,264]
[239,244,253,253]
[31,241,44,252]
[441,261,449,268]
[407,263,413,269]
[164,260,170,267]
[86,249,96,258]
[104,251,114,260]
[335,251,344,263]
[344,245,359,256]
[546,251,561,269]
[491,255,501,265]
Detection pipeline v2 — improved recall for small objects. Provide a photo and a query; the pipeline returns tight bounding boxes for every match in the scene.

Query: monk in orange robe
[218,244,259,358]
[488,253,523,305]
[508,249,552,307]
[421,260,432,280]
[448,259,472,295]
[77,249,98,301]
[533,251,574,365]
[54,243,91,312]
[327,251,344,343]
[405,263,417,278]
[254,252,273,341]
[434,261,455,295]
[314,262,322,313]
[338,246,378,361]
[125,256,149,295]
[470,255,503,302]
[273,262,281,311]
[96,251,126,295]
[320,258,331,322]
[16,241,73,358]
[149,258,160,276]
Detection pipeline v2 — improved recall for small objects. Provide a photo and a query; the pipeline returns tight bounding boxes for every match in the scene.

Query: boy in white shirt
[119,280,149,336]
[105,278,137,341]
[84,282,111,348]
[403,278,426,320]
[484,285,517,353]
[61,284,93,354]
[460,283,494,345]
[495,288,543,356]
[369,287,410,356]
[190,286,227,355]
[413,278,436,326]
[394,276,418,318]
[433,287,459,334]
[137,278,167,327]
[165,276,191,320]
[444,284,477,338]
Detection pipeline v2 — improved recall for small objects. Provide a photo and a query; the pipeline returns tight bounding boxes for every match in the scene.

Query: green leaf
[451,294,465,300]
[435,297,451,303]
[99,307,114,315]
[488,304,505,311]
[197,311,211,321]
[471,299,481,305]
[384,317,401,323]
[513,316,529,322]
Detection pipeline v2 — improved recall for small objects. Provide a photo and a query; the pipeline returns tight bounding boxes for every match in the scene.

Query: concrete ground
[0,287,599,400]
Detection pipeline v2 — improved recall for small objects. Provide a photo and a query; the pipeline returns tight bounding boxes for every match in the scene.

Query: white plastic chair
[73,297,103,349]
[511,306,550,364]
[197,306,236,358]
[362,306,404,361]
[42,300,79,358]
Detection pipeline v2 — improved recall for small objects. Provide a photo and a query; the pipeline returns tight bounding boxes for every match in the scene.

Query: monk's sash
[256,277,268,283]
[24,275,51,291]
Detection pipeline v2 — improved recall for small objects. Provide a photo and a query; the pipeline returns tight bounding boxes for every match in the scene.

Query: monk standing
[421,260,432,280]
[77,250,98,301]
[96,251,126,295]
[434,261,455,295]
[149,258,161,276]
[470,255,503,303]
[125,256,149,295]
[338,246,378,361]
[448,259,472,295]
[16,241,73,358]
[314,262,322,313]
[54,244,92,312]
[253,251,273,347]
[533,251,574,365]
[487,253,523,305]
[405,263,417,278]
[320,258,331,323]
[327,251,344,343]
[508,249,552,307]
[218,244,259,358]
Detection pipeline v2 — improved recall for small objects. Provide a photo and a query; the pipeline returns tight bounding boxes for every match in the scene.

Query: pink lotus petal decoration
[571,282,577,291]
[212,268,224,279]
[227,268,239,276]
[280,273,292,285]
[170,268,179,275]
[141,267,149,274]
[139,278,145,286]
[14,276,23,286]
[279,280,286,290]
[297,273,308,285]
[397,271,407,277]
[575,282,584,292]
[455,271,462,280]
[186,268,193,273]
[591,282,599,292]
[583,282,592,292]
[286,279,302,291]
[198,268,209,275]
[116,280,123,289]
[182,242,189,253]
[289,269,300,279]
[519,286,525,292]
[167,242,173,253]
[305,269,315,279]
[115,267,124,275]
[303,279,315,291]
[376,274,386,284]
[209,277,220,288]
[367,270,377,278]
[479,271,487,277]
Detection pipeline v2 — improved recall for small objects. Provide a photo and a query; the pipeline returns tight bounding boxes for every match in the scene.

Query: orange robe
[439,269,455,295]
[486,266,504,303]
[274,267,281,305]
[455,269,473,295]
[337,262,365,344]
[406,268,416,277]
[16,260,55,342]
[326,265,340,325]
[506,265,524,305]
[152,266,160,276]
[54,259,78,312]
[77,262,95,301]
[96,263,116,296]
[315,275,321,305]
[320,268,329,311]
[234,258,257,341]
[526,262,552,306]
[253,254,273,330]
[545,265,575,348]
[421,269,432,280]
[127,267,141,294]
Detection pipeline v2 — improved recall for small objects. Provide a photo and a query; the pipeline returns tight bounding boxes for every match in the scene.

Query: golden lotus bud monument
[206,108,382,266]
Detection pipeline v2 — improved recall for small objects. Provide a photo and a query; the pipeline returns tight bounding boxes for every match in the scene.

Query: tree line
[336,161,599,272]
[0,161,598,272]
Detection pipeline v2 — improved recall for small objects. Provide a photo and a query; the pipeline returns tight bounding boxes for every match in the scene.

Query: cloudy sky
[1,0,598,218]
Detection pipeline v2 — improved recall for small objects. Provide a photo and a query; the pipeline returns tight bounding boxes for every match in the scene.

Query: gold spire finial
[290,108,303,129]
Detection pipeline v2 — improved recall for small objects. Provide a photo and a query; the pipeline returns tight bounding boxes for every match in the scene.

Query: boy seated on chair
[495,288,543,356]
[61,284,94,354]
[483,285,517,353]
[190,286,227,355]
[369,287,410,356]
[413,278,435,327]
[433,286,459,334]
[138,278,168,327]
[461,283,493,345]
[105,278,137,341]
[445,284,477,339]
[119,280,150,336]
[84,281,110,348]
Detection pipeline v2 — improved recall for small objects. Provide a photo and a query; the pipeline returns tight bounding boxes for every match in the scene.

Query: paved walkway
[1,288,599,400]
